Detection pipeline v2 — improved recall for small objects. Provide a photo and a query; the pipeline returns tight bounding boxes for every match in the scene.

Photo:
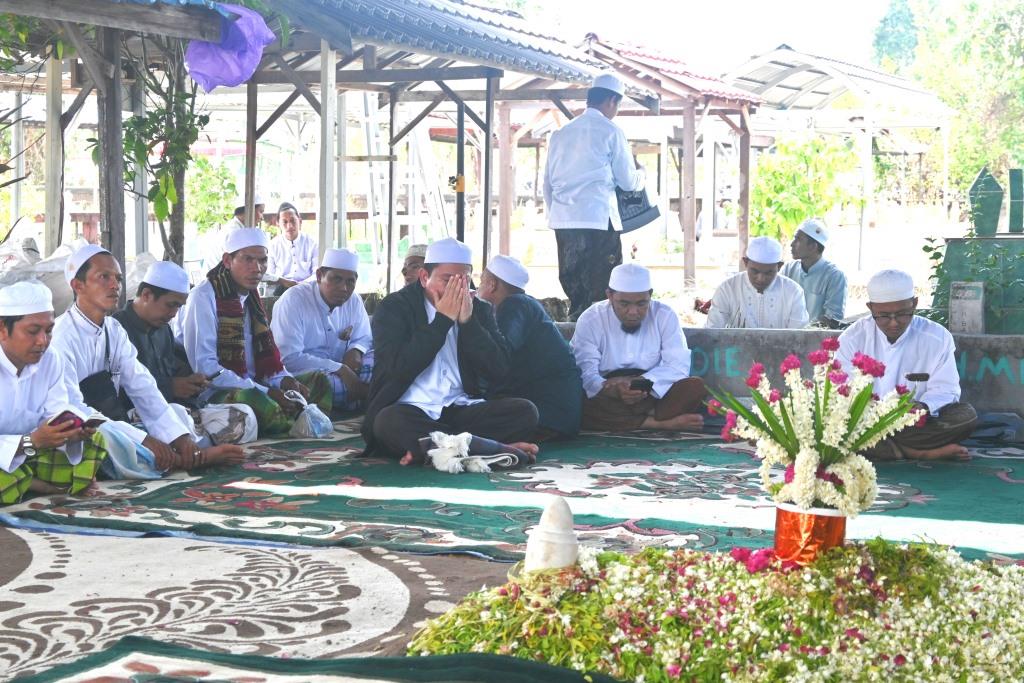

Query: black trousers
[555,223,622,320]
[371,398,539,460]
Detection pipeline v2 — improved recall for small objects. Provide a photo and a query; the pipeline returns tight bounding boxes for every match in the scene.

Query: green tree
[873,0,918,73]
[185,156,236,235]
[750,135,859,242]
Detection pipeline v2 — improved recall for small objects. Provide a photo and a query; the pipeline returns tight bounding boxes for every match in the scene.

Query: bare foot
[641,413,704,432]
[508,442,539,457]
[400,450,416,466]
[199,444,246,467]
[28,478,64,494]
[902,443,971,461]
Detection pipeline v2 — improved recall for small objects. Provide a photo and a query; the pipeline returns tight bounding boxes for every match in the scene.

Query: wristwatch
[20,434,36,458]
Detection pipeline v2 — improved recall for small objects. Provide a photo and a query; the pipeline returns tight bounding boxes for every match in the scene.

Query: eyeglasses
[872,312,914,323]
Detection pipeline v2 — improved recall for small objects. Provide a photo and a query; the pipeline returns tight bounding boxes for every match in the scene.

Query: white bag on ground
[286,389,333,438]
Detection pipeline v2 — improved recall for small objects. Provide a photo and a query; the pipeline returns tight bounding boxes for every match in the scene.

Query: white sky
[532,0,892,74]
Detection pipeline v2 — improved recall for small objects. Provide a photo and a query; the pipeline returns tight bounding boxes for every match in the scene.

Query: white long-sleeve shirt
[270,279,371,375]
[543,108,645,231]
[181,279,290,396]
[268,233,318,283]
[51,305,190,446]
[836,316,961,414]
[706,271,809,329]
[0,348,85,473]
[571,300,691,399]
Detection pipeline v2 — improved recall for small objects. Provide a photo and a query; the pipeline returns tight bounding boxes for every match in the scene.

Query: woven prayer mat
[0,526,511,680]
[1,422,1021,562]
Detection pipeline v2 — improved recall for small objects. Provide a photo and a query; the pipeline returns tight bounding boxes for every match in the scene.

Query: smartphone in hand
[83,417,107,429]
[629,377,654,392]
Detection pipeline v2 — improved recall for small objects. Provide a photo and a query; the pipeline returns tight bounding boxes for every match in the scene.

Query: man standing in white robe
[837,269,977,461]
[706,236,809,329]
[572,263,706,433]
[271,248,372,412]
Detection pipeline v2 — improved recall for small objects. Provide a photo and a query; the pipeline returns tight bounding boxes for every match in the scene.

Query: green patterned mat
[1,422,1022,562]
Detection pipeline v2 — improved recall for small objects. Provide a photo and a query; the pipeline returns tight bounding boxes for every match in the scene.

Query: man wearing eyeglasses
[836,269,977,461]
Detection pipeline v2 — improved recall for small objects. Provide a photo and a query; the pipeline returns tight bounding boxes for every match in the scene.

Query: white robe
[270,279,371,375]
[836,316,961,414]
[571,300,692,399]
[50,306,190,447]
[268,233,318,283]
[706,271,809,329]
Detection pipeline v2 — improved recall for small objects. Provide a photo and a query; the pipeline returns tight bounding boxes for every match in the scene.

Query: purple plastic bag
[185,3,275,92]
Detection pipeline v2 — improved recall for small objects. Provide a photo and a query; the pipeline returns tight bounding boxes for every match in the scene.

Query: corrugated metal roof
[287,0,601,83]
[107,0,221,8]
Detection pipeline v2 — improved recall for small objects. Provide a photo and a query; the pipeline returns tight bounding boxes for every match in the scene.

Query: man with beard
[571,263,705,433]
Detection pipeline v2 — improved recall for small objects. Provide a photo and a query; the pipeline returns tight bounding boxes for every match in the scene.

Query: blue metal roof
[107,0,233,17]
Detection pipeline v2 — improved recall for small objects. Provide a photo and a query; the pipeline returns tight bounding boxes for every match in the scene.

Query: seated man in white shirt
[52,246,243,476]
[0,281,109,504]
[271,248,372,412]
[706,236,809,329]
[267,201,318,295]
[837,269,977,461]
[181,228,331,437]
[572,263,706,433]
[361,238,539,468]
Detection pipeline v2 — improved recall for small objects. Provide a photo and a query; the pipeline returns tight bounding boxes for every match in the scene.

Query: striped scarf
[207,263,284,381]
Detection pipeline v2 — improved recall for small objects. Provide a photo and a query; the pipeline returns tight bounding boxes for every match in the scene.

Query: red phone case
[49,411,84,429]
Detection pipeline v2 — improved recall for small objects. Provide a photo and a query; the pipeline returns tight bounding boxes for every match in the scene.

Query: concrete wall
[556,325,1024,417]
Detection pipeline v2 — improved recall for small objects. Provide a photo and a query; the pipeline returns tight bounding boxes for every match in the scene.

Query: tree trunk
[167,163,185,263]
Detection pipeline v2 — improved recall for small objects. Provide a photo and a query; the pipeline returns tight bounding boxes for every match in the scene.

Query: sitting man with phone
[114,261,258,446]
[51,245,243,478]
[0,280,110,504]
[181,228,331,437]
[837,269,977,461]
[571,263,706,433]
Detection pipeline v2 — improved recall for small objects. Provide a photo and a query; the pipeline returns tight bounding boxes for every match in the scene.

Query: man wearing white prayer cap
[477,255,583,439]
[544,70,646,320]
[705,236,809,329]
[782,218,847,328]
[114,262,258,448]
[571,263,706,433]
[0,280,112,503]
[267,201,318,294]
[363,237,541,470]
[181,226,331,437]
[271,248,374,412]
[51,246,243,476]
[837,269,977,462]
[402,243,429,286]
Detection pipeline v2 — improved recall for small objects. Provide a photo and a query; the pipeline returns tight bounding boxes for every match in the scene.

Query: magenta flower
[871,393,880,401]
[730,546,752,562]
[707,399,722,416]
[745,374,762,389]
[768,388,782,403]
[784,463,795,483]
[803,380,814,389]
[821,337,840,351]
[749,362,765,375]
[665,663,682,678]
[722,410,738,441]
[895,384,909,395]
[828,371,848,385]
[808,349,830,365]
[915,411,928,428]
[780,354,802,374]
[745,548,774,573]
[894,654,907,666]
[831,359,842,370]
[837,384,851,397]
[778,643,790,652]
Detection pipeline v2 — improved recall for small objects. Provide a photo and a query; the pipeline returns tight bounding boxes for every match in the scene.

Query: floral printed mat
[1,421,1022,562]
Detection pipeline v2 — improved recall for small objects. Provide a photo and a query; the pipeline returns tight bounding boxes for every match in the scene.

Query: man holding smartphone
[0,280,109,504]
[571,263,706,433]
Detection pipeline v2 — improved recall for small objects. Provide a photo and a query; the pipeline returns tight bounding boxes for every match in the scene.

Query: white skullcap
[867,269,915,303]
[233,193,264,209]
[608,263,651,292]
[797,218,829,245]
[0,280,53,316]
[425,237,472,265]
[591,72,625,96]
[321,247,359,272]
[745,236,783,264]
[486,255,529,290]
[142,261,190,295]
[224,227,270,254]
[65,244,111,286]
[406,244,428,259]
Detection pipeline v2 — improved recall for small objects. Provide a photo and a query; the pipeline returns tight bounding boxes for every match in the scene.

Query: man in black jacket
[361,238,539,466]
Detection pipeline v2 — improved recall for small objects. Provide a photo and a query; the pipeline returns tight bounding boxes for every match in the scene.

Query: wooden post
[681,99,696,288]
[244,79,257,226]
[738,116,751,270]
[96,28,125,277]
[858,114,873,271]
[386,90,398,291]
[130,80,148,255]
[659,136,670,239]
[337,91,347,247]
[497,102,513,256]
[481,75,496,263]
[455,100,465,241]
[318,39,336,260]
[44,55,63,256]
[12,91,22,224]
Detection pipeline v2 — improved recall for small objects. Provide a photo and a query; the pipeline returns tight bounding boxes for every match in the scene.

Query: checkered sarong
[329,362,374,411]
[0,431,108,505]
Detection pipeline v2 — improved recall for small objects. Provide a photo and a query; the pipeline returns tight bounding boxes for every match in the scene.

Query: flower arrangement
[408,542,1024,682]
[707,338,924,517]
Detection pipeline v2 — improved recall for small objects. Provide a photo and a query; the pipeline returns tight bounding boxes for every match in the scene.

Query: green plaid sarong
[0,431,108,504]
[209,371,332,438]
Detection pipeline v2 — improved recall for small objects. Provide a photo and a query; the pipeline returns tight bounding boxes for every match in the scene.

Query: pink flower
[831,359,842,371]
[828,371,848,385]
[778,643,790,652]
[780,354,802,374]
[816,466,844,487]
[784,463,795,483]
[915,411,928,428]
[729,546,752,562]
[707,399,722,416]
[768,388,781,403]
[803,380,814,389]
[808,349,830,365]
[895,384,909,395]
[894,654,907,666]
[871,393,880,401]
[749,362,765,375]
[845,627,866,642]
[745,374,762,389]
[746,363,765,388]
[837,384,851,397]
[745,548,774,573]
[665,663,682,678]
[821,337,840,351]
[722,410,738,441]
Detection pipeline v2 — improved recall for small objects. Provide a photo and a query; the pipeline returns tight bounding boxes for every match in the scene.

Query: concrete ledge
[555,324,1024,416]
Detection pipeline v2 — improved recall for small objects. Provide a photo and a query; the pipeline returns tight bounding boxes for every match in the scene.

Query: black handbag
[616,187,661,233]
[78,327,130,423]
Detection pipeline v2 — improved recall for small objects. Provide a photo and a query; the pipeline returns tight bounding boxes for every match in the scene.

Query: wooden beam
[738,119,751,270]
[390,94,443,146]
[393,87,589,103]
[481,75,496,264]
[549,95,574,120]
[59,82,93,129]
[273,53,321,116]
[58,21,111,95]
[497,102,513,256]
[338,65,502,84]
[256,88,301,140]
[681,100,696,288]
[716,112,743,136]
[0,0,221,42]
[436,81,486,130]
[244,80,257,226]
[43,55,63,257]
[95,28,125,283]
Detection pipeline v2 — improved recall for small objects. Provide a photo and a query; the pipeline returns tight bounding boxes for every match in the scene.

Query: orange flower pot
[773,503,846,565]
